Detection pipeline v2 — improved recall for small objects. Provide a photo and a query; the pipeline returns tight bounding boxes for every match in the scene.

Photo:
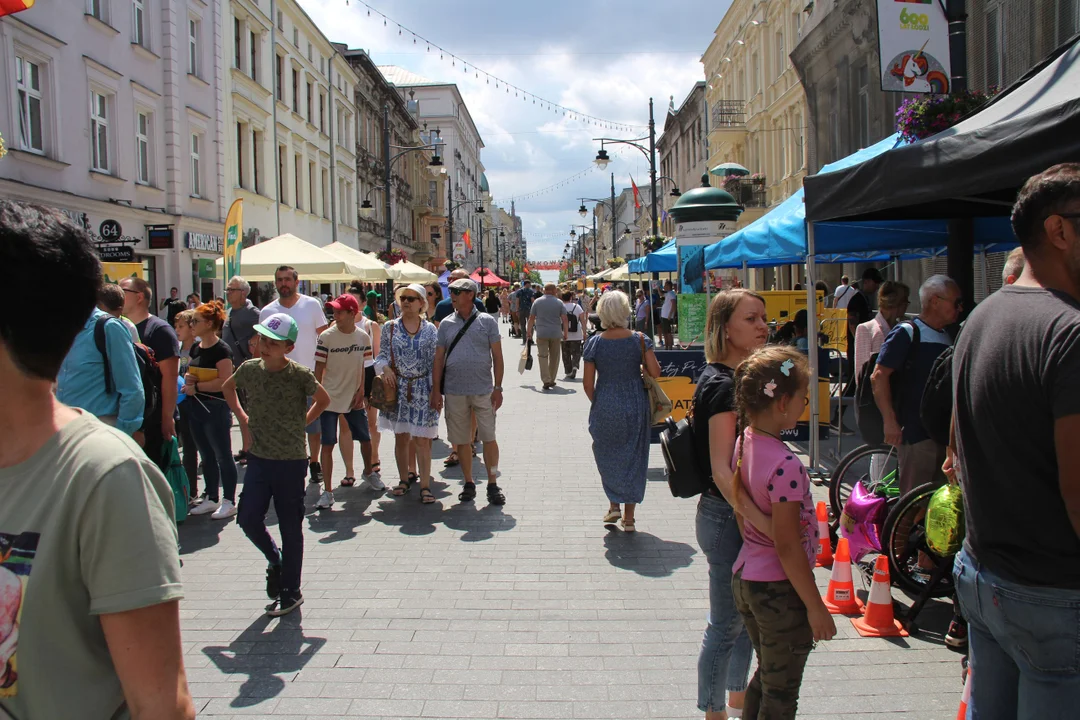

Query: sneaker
[189,493,207,507]
[309,461,323,484]
[267,590,304,617]
[189,498,220,516]
[945,617,968,650]
[362,472,385,491]
[210,499,237,519]
[265,563,282,600]
[315,490,334,509]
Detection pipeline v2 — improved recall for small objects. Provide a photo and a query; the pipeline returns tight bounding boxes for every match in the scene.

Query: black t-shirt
[161,298,185,327]
[485,295,501,314]
[954,285,1080,588]
[433,297,484,323]
[136,315,179,363]
[691,363,736,498]
[188,339,234,399]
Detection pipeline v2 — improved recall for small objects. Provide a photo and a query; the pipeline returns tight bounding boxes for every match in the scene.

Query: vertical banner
[877,0,951,93]
[674,220,734,294]
[676,294,708,346]
[223,199,242,281]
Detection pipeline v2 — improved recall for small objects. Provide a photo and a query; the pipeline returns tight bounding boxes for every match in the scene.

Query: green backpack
[161,437,189,524]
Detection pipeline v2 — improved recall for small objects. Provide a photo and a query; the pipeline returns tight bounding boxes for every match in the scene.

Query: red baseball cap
[326,294,359,314]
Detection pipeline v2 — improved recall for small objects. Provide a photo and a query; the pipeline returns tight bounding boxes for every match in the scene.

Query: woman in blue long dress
[583,290,662,532]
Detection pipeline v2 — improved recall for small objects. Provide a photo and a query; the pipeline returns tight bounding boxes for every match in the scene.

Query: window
[276,10,283,30]
[306,81,313,123]
[252,130,261,194]
[985,5,1003,88]
[292,27,298,47]
[429,180,437,209]
[294,153,302,208]
[135,111,150,184]
[309,161,316,215]
[319,93,325,133]
[234,18,241,69]
[191,133,202,197]
[249,31,258,82]
[236,122,244,187]
[87,0,106,22]
[90,91,110,173]
[277,144,287,204]
[188,19,199,76]
[1058,0,1080,44]
[775,31,785,78]
[752,53,761,93]
[15,55,43,153]
[321,167,329,217]
[291,67,299,113]
[307,42,312,62]
[319,56,324,75]
[777,122,786,177]
[857,64,870,148]
[132,0,145,47]
[275,54,284,101]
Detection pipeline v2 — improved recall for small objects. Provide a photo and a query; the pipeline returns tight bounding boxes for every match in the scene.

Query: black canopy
[805,37,1080,223]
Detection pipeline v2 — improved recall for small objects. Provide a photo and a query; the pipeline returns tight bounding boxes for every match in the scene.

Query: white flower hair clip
[764,380,777,398]
[780,359,795,377]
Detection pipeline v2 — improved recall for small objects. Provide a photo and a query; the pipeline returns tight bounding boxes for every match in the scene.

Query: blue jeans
[697,492,754,712]
[954,547,1080,720]
[319,408,370,445]
[238,455,308,594]
[188,398,237,503]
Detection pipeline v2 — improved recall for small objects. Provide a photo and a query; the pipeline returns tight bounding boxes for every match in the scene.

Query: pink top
[854,312,892,384]
[732,429,818,582]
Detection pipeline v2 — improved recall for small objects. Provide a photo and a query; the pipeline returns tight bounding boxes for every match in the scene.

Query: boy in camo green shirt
[223,312,329,617]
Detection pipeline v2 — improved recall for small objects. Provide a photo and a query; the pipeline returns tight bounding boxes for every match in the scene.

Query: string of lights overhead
[344,1,647,133]
[490,166,600,204]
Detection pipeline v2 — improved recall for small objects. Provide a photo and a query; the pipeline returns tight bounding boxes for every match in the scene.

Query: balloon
[839,481,888,562]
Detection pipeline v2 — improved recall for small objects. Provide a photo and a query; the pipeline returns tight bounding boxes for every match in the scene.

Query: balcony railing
[711,99,746,128]
[725,178,768,208]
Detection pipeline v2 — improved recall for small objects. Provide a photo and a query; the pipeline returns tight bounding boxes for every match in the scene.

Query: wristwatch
[493,386,503,392]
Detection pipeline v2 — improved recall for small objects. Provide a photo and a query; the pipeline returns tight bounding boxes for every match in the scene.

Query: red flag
[0,0,34,18]
[462,229,472,250]
[630,176,641,209]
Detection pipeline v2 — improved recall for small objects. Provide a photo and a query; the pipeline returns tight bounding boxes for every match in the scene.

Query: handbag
[638,332,672,425]
[369,323,399,413]
[519,338,533,374]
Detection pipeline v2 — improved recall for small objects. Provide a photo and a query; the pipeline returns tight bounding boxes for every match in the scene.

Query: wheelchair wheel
[880,482,954,598]
[828,443,899,529]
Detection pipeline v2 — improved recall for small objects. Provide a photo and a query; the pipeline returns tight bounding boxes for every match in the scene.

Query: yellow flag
[223,199,243,282]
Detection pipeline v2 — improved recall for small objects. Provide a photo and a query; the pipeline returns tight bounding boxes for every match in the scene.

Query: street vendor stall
[214,233,381,282]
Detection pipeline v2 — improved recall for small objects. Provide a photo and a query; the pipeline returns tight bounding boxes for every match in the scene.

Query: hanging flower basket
[377,249,408,265]
[895,88,998,143]
[607,257,625,269]
[643,236,667,254]
[722,176,741,193]
[749,173,766,185]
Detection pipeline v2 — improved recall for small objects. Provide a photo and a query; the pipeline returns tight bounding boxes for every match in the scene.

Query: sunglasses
[399,295,421,303]
[450,288,472,296]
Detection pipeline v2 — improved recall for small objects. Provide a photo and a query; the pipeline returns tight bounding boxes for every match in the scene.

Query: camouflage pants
[732,571,815,720]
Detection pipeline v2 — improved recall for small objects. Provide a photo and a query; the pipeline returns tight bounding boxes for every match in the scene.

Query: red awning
[470,268,510,287]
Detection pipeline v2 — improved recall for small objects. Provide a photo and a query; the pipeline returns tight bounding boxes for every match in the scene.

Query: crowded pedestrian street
[173,323,961,720]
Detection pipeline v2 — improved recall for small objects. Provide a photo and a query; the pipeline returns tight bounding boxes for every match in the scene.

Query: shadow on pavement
[305,486,378,544]
[203,613,326,707]
[520,384,577,395]
[441,500,517,542]
[178,515,236,556]
[602,531,696,578]
[366,478,452,535]
[646,467,667,484]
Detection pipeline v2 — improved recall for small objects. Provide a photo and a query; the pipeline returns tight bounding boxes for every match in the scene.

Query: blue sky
[298,0,732,261]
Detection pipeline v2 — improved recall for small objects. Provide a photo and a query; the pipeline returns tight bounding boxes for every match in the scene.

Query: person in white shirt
[560,290,587,380]
[259,265,330,484]
[833,275,856,309]
[659,280,677,349]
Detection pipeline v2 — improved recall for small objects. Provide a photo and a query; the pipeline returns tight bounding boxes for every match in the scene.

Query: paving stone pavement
[178,323,964,719]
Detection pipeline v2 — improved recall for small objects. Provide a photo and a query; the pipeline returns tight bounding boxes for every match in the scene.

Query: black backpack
[854,320,919,445]
[567,308,579,333]
[920,344,954,446]
[94,316,163,431]
[661,412,709,498]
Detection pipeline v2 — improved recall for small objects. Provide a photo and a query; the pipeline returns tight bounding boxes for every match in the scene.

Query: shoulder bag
[638,332,672,425]
[369,322,399,413]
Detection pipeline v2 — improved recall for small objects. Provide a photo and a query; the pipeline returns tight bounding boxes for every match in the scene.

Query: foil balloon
[839,481,887,562]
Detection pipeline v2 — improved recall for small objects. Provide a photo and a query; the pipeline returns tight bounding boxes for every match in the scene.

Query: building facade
[657,82,708,237]
[223,0,358,256]
[0,0,227,301]
[378,66,486,270]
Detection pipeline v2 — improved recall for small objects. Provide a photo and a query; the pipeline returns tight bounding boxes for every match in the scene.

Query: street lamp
[590,98,660,241]
[444,180,484,269]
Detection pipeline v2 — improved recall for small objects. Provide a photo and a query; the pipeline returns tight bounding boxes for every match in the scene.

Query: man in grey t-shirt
[527,283,568,390]
[431,278,506,506]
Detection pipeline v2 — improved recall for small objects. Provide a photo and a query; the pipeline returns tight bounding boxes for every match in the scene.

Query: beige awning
[606,263,631,281]
[215,234,377,282]
[386,259,439,283]
[322,242,392,281]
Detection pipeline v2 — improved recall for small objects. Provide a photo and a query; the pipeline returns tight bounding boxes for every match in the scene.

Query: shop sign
[196,258,217,278]
[97,245,134,262]
[453,241,466,263]
[186,232,224,254]
[877,0,951,93]
[147,225,174,249]
[674,220,733,243]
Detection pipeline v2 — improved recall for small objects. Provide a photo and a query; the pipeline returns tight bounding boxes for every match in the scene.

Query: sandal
[420,488,436,504]
[443,452,460,467]
[340,477,356,487]
[371,462,381,474]
[603,509,621,524]
[391,480,410,497]
[486,484,506,506]
[407,472,419,484]
[619,518,636,533]
[458,482,477,502]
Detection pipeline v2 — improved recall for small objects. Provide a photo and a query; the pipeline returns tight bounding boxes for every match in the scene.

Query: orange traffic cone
[851,555,908,637]
[815,501,833,568]
[956,666,972,719]
[821,537,863,615]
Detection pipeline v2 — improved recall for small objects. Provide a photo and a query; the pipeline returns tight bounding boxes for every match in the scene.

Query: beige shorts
[445,393,497,446]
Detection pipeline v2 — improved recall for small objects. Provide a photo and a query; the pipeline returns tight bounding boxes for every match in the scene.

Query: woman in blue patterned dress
[374,283,440,503]
[583,290,662,532]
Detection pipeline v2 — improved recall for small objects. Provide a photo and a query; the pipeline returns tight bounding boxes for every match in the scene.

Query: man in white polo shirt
[259,265,329,484]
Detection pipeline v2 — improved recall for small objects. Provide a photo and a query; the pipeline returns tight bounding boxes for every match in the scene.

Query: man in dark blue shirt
[512,280,538,345]
[432,269,485,326]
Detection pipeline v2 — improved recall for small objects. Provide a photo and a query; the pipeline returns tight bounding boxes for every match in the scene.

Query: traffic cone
[815,501,833,568]
[956,665,972,719]
[851,555,908,637]
[821,537,863,615]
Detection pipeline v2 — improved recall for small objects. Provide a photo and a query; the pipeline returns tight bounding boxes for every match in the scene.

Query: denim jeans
[238,455,309,594]
[188,398,236,503]
[697,492,754,712]
[954,547,1080,720]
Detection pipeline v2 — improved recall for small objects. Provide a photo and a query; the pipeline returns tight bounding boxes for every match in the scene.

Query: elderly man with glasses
[222,276,260,364]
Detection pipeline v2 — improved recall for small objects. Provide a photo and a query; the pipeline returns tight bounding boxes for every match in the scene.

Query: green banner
[677,294,708,346]
[223,199,242,282]
[197,258,216,279]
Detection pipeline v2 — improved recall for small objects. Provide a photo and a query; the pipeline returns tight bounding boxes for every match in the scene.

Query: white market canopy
[387,259,439,283]
[215,234,377,282]
[322,242,392,281]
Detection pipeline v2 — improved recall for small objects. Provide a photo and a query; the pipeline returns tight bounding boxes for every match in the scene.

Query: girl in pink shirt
[730,347,836,720]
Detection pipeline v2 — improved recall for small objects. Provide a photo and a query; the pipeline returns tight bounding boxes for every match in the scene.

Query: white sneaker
[210,499,237,520]
[189,498,220,516]
[315,490,334,509]
[362,472,385,491]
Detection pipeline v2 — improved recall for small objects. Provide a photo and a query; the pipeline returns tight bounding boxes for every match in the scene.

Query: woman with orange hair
[185,301,238,519]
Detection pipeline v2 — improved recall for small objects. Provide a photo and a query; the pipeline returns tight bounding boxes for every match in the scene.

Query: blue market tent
[628,240,677,273]
[704,134,1016,270]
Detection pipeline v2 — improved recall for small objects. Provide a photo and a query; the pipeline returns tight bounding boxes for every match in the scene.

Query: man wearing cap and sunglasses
[431,278,506,505]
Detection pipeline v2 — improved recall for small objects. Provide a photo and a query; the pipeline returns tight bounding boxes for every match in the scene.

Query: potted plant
[750,172,766,186]
[643,236,667,254]
[376,248,408,265]
[895,88,999,143]
[607,257,625,269]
